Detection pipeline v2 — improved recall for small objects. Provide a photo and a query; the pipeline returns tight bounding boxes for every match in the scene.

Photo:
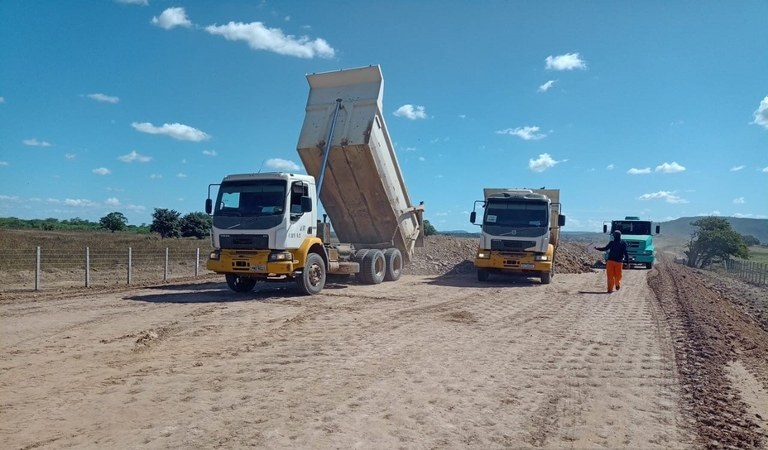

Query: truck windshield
[484,201,548,229]
[611,220,651,235]
[215,180,287,217]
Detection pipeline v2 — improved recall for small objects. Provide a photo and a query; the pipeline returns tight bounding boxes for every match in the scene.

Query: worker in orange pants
[595,230,629,293]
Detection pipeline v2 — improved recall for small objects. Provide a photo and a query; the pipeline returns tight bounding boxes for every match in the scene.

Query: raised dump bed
[297,65,423,263]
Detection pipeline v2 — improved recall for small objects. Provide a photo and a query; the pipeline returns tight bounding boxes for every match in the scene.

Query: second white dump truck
[206,65,424,295]
[470,188,565,284]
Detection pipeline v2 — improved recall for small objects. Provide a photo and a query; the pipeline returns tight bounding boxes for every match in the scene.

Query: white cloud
[64,198,98,207]
[497,126,546,140]
[202,149,218,156]
[205,21,335,59]
[730,165,745,171]
[733,197,746,204]
[638,191,688,204]
[627,167,651,175]
[545,53,587,71]
[105,197,120,206]
[763,166,768,173]
[115,0,148,5]
[265,158,301,171]
[606,164,615,170]
[418,156,426,162]
[92,167,111,175]
[151,7,192,29]
[529,153,562,172]
[0,161,8,167]
[86,93,119,104]
[65,153,76,160]
[752,96,768,129]
[132,122,210,141]
[0,97,5,103]
[655,161,686,173]
[125,204,146,213]
[118,150,152,163]
[23,138,51,147]
[393,104,427,120]
[149,174,163,179]
[538,80,556,92]
[176,173,188,178]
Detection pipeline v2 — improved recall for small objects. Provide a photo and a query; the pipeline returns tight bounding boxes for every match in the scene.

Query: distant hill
[659,217,768,243]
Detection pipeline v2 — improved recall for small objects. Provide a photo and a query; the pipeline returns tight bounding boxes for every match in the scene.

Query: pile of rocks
[404,235,596,276]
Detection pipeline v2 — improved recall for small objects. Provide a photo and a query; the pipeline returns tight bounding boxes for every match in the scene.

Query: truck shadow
[425,271,543,288]
[124,280,348,304]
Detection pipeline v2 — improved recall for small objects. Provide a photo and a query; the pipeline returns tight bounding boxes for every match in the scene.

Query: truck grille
[491,240,536,251]
[220,234,269,250]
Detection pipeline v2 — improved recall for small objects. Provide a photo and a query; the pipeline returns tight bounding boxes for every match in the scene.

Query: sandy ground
[1,267,701,449]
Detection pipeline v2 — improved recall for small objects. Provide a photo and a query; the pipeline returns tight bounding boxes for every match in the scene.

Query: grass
[0,229,212,271]
[748,246,768,265]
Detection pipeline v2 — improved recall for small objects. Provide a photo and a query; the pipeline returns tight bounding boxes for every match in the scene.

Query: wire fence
[722,258,768,286]
[0,246,214,292]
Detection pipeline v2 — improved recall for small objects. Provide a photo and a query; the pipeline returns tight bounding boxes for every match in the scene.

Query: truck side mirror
[301,196,313,213]
[205,198,212,215]
[602,224,607,233]
[655,225,660,234]
[469,211,476,224]
[558,214,566,227]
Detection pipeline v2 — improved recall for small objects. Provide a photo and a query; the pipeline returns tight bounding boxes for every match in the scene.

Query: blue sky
[1,0,766,232]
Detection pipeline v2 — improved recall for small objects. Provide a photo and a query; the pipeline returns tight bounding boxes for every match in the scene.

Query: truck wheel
[383,248,403,281]
[477,269,489,282]
[225,274,257,293]
[361,249,386,284]
[353,249,370,283]
[296,253,326,295]
[645,262,653,269]
[540,271,552,284]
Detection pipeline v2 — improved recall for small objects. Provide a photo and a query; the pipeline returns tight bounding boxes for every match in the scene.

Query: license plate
[522,263,535,269]
[251,264,267,271]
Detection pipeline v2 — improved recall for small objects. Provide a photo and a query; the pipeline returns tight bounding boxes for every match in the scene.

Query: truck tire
[477,269,489,282]
[540,271,552,284]
[383,248,403,281]
[296,252,326,295]
[225,274,257,293]
[645,262,653,269]
[360,249,386,284]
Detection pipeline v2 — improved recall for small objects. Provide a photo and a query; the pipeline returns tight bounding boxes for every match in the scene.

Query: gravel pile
[404,235,596,276]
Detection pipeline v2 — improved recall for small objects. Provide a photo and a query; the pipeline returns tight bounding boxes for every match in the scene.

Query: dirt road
[1,265,708,449]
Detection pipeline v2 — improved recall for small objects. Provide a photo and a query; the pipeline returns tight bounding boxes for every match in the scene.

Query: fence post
[85,246,90,288]
[127,247,132,285]
[35,246,41,291]
[195,248,200,277]
[164,248,169,281]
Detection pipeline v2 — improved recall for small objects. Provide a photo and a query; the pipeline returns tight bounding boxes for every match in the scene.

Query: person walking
[595,230,629,293]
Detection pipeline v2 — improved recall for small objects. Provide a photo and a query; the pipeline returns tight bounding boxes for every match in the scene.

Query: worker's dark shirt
[596,240,629,263]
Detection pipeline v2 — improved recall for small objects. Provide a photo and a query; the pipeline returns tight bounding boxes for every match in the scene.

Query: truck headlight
[476,251,491,259]
[534,255,549,261]
[209,250,221,261]
[269,251,293,262]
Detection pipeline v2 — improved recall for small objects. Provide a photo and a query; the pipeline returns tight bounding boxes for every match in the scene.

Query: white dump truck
[469,188,565,284]
[205,65,425,295]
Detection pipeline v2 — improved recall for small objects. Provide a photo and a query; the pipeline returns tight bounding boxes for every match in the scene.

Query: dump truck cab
[470,189,565,284]
[602,216,660,269]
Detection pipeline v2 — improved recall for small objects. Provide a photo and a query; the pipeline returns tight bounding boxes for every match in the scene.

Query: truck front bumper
[207,249,297,277]
[474,251,552,273]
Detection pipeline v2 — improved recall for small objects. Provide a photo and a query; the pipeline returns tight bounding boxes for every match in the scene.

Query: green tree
[150,208,181,239]
[180,212,212,239]
[684,217,749,268]
[741,234,760,247]
[423,219,438,236]
[99,212,128,233]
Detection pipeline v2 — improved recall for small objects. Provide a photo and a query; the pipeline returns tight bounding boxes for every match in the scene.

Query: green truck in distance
[603,216,660,269]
